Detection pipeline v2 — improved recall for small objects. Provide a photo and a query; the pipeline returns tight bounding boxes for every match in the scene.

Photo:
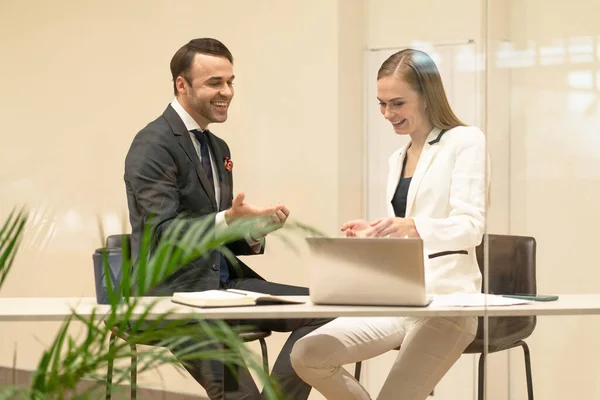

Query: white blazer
[386,126,489,295]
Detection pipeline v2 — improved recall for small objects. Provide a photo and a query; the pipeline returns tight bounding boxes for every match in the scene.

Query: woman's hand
[340,219,370,237]
[364,217,420,238]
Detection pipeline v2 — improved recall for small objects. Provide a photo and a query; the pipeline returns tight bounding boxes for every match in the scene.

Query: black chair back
[466,234,537,353]
[106,234,131,250]
[476,234,536,296]
[92,234,131,304]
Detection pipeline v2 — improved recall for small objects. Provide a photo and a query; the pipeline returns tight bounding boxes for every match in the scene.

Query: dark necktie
[190,129,229,283]
[190,129,215,188]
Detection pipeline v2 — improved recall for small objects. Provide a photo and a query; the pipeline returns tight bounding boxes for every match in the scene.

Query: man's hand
[225,193,290,239]
[249,205,290,241]
[270,205,290,226]
[225,193,278,223]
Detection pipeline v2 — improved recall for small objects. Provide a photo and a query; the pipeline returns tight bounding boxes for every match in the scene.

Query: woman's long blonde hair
[378,49,465,130]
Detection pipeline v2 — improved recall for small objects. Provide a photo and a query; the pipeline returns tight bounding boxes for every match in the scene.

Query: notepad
[431,293,533,307]
[172,289,306,308]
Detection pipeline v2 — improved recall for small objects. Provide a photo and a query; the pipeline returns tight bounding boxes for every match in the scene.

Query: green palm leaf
[1,207,322,399]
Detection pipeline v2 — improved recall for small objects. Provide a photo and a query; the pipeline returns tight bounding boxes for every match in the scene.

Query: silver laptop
[305,237,431,307]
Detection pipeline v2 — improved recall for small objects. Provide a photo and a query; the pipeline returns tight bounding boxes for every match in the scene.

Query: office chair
[94,234,271,399]
[466,233,537,400]
[353,234,537,400]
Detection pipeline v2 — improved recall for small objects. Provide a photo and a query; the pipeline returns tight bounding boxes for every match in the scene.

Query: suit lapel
[405,128,446,216]
[405,145,439,216]
[178,134,218,209]
[387,143,411,203]
[163,105,218,210]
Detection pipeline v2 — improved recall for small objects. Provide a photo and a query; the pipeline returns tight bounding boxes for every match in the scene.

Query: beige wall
[0,0,363,397]
[2,0,598,399]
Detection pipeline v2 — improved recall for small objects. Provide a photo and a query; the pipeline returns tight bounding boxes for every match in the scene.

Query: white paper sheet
[431,293,532,307]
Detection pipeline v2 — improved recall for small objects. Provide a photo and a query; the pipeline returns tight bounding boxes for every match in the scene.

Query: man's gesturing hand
[225,193,290,239]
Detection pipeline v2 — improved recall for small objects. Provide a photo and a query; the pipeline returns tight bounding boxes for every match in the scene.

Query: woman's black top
[391,153,412,218]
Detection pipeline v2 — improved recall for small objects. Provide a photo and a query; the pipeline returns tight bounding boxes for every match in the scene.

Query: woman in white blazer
[290,49,488,400]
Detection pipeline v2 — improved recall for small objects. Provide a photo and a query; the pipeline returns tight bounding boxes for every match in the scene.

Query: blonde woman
[290,49,488,400]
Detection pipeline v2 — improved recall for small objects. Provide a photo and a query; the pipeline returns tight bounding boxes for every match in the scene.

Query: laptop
[305,237,432,307]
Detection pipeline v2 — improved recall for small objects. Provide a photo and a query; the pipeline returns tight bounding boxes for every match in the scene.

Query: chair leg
[354,361,362,382]
[518,341,534,400]
[130,343,137,399]
[223,344,239,393]
[259,338,269,375]
[106,332,117,400]
[478,353,486,400]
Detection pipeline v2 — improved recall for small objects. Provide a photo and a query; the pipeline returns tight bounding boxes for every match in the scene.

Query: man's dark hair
[170,38,234,95]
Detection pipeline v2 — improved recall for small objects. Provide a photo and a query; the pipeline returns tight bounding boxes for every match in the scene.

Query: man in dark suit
[124,38,329,399]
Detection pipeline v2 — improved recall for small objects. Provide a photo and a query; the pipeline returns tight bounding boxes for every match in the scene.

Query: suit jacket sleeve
[412,129,488,250]
[226,234,265,256]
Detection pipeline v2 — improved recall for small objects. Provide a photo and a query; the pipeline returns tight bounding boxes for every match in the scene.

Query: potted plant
[0,207,318,399]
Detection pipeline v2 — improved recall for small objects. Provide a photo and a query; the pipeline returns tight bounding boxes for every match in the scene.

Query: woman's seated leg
[377,316,477,400]
[290,317,409,400]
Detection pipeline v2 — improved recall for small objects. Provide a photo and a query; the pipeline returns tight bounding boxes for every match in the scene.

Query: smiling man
[124,38,329,399]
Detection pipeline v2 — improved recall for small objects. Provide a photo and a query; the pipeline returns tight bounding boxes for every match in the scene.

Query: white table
[1,294,600,322]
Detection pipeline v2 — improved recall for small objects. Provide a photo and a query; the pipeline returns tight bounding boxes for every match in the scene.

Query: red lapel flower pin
[224,156,233,172]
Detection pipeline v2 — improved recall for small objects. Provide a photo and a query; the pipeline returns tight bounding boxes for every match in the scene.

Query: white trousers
[290,316,477,400]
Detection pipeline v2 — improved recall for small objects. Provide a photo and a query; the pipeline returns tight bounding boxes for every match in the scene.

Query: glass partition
[483,0,600,399]
[362,2,488,397]
[3,1,598,399]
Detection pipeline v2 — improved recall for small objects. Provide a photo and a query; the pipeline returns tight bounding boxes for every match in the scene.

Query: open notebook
[172,289,306,308]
